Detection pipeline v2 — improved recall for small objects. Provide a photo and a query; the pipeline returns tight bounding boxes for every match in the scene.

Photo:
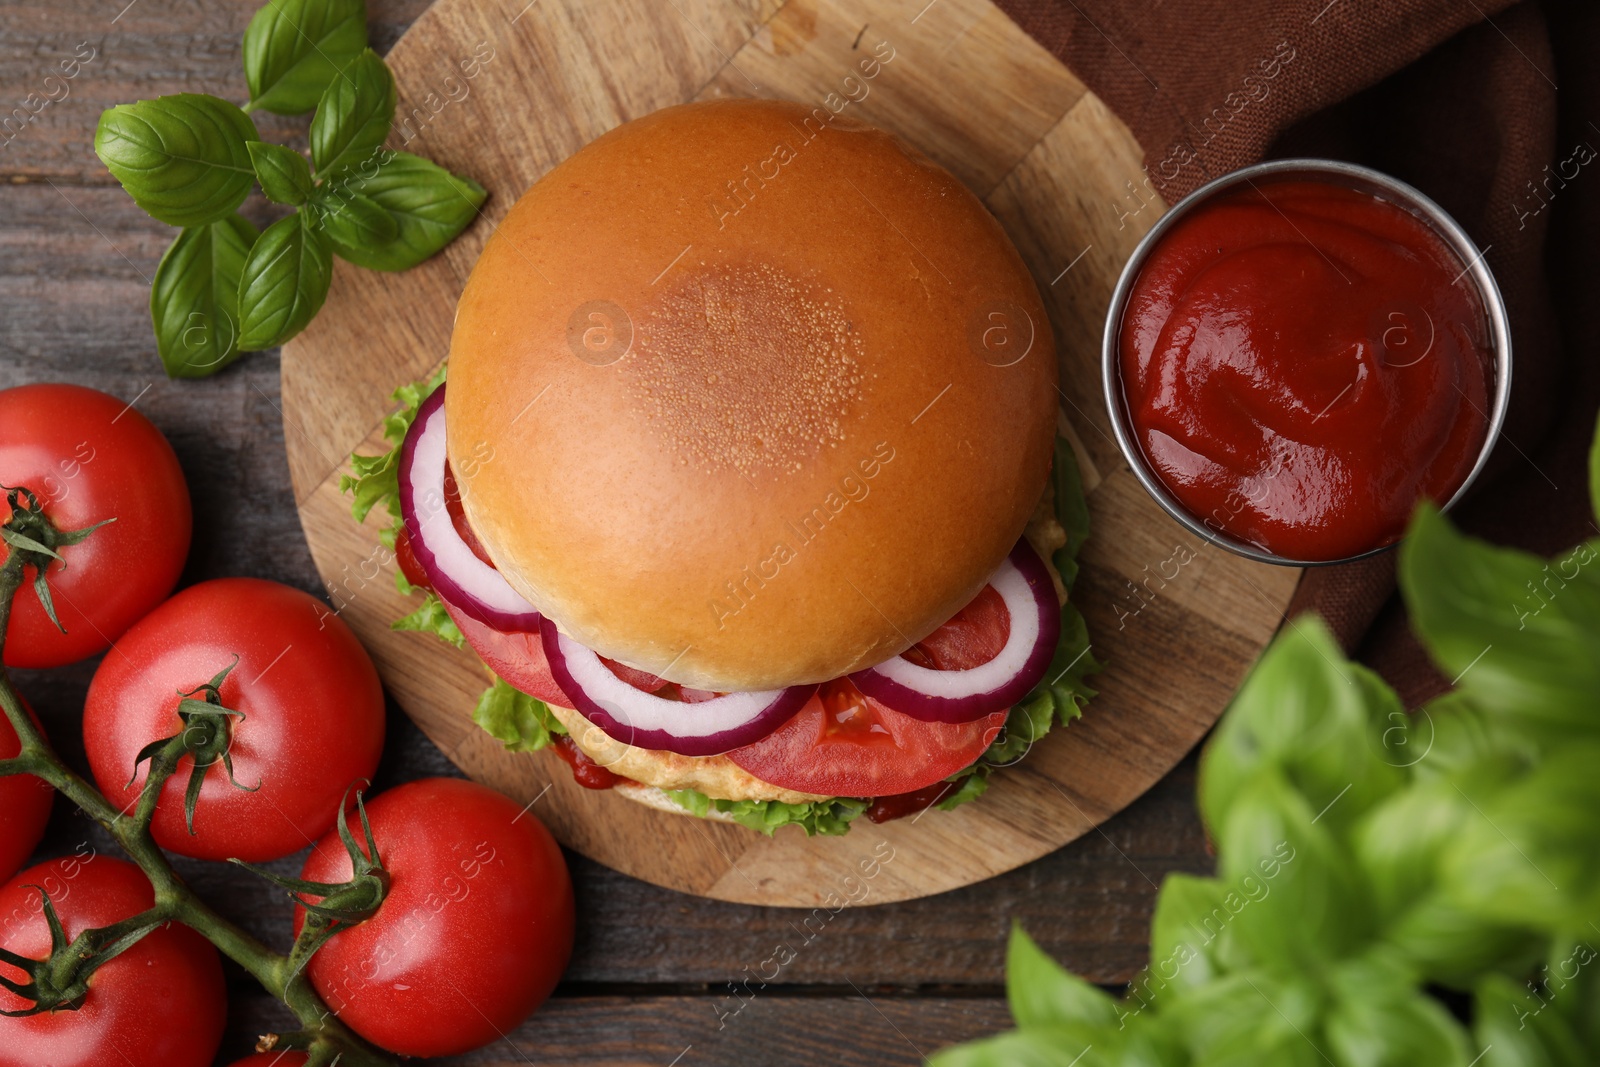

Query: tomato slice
[443,463,494,565]
[727,582,1013,797]
[906,583,1010,670]
[394,527,432,591]
[726,679,1006,796]
[441,598,569,707]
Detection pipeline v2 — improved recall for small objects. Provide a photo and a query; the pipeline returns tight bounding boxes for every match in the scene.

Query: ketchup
[552,734,631,790]
[1119,177,1494,561]
[865,780,960,823]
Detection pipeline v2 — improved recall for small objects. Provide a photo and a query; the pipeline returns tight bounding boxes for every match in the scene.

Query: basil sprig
[934,417,1600,1066]
[94,1,486,378]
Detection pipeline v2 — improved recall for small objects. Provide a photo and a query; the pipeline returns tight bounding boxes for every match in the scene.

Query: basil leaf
[1325,956,1473,1067]
[94,94,258,227]
[309,48,394,178]
[1354,768,1539,986]
[1401,505,1600,746]
[1006,924,1119,1030]
[312,188,398,247]
[247,141,313,205]
[1201,617,1406,842]
[1163,971,1326,1066]
[926,1028,1103,1067]
[1216,770,1373,970]
[1442,744,1600,932]
[1148,874,1229,998]
[242,0,367,116]
[150,214,259,379]
[321,151,485,271]
[1474,973,1588,1067]
[237,211,334,350]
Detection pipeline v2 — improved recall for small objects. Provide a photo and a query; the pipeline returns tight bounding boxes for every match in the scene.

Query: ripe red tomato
[0,383,191,669]
[729,588,1013,796]
[0,701,52,882]
[84,578,385,862]
[0,855,225,1067]
[227,1055,307,1066]
[295,778,574,1057]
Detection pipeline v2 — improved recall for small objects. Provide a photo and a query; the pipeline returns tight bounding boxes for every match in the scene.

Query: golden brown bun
[447,98,1057,690]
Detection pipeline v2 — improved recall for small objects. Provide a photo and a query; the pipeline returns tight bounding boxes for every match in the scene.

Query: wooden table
[0,1,1214,1062]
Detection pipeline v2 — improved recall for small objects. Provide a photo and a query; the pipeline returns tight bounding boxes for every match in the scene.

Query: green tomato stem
[0,518,395,1066]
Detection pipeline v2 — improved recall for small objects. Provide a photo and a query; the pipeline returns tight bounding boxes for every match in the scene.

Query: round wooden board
[280,0,1300,907]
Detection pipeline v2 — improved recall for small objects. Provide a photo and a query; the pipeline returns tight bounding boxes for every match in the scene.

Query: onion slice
[850,540,1060,723]
[398,385,543,631]
[540,618,815,757]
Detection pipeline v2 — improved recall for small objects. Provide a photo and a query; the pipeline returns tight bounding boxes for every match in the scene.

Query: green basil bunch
[932,421,1600,1067]
[93,0,486,378]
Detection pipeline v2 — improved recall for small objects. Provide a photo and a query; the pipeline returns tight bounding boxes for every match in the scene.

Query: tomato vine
[0,498,398,1067]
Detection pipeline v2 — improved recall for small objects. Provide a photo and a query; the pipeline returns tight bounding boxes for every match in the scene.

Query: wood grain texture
[219,988,1017,1066]
[279,0,1301,906]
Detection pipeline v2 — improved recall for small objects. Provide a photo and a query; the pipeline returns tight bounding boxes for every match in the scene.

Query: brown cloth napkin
[994,0,1600,706]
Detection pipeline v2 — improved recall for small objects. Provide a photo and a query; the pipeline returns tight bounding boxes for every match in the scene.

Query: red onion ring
[850,540,1060,723]
[539,618,816,757]
[398,386,543,632]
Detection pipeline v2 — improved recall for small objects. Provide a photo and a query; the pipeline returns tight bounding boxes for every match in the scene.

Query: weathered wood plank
[218,989,1019,1066]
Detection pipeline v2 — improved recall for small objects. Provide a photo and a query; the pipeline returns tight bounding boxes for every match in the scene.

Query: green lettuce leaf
[473,677,568,753]
[391,589,463,648]
[665,789,869,837]
[338,362,446,542]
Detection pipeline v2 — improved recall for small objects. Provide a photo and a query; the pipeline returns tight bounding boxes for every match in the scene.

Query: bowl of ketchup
[1104,159,1511,566]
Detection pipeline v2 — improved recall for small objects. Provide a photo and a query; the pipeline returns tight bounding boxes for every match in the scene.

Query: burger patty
[556,500,1069,804]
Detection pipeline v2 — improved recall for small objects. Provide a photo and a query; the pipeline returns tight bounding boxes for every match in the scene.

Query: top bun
[446,99,1057,691]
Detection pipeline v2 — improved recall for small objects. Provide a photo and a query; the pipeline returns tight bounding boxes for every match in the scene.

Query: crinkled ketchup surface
[1119,177,1494,561]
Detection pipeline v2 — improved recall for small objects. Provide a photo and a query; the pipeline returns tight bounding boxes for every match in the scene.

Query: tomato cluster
[0,384,575,1064]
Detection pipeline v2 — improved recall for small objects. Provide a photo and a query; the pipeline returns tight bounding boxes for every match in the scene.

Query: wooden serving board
[280,0,1300,906]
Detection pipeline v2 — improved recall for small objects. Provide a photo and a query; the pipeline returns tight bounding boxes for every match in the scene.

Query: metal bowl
[1100,158,1513,568]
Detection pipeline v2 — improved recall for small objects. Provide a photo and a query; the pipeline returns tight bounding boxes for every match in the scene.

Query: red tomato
[729,588,1012,796]
[0,384,191,669]
[295,778,574,1058]
[0,855,225,1067]
[0,701,52,882]
[226,1055,308,1066]
[83,579,385,862]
